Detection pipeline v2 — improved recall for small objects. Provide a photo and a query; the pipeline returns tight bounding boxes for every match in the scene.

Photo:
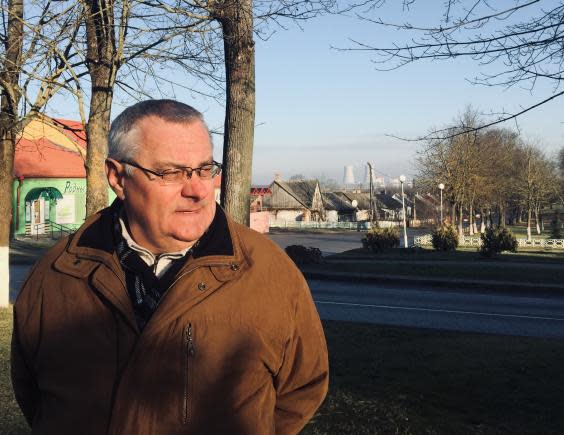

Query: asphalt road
[268,228,428,254]
[309,279,564,340]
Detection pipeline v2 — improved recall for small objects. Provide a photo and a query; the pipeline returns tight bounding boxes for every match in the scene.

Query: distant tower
[364,163,376,186]
[343,165,355,188]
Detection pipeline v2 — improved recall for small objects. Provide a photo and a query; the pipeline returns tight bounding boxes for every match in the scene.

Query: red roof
[14,117,87,178]
[251,187,271,196]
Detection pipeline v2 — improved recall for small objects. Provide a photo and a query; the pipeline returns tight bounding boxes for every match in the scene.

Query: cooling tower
[343,165,355,185]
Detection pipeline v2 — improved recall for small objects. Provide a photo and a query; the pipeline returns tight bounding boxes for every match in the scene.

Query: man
[11,100,328,434]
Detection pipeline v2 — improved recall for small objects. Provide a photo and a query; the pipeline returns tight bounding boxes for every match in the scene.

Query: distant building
[322,192,356,222]
[250,186,271,212]
[12,116,93,236]
[265,179,325,222]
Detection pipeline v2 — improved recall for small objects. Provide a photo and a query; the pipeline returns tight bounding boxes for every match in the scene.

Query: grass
[0,308,29,435]
[3,307,564,434]
[304,321,564,435]
[305,261,564,286]
[330,246,564,263]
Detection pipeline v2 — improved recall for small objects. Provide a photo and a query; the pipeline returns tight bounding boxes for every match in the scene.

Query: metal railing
[50,222,77,239]
[31,222,78,240]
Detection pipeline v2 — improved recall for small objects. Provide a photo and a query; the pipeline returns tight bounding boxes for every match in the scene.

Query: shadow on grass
[304,321,564,435]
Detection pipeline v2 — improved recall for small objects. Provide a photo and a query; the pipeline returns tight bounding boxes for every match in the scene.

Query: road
[268,228,428,254]
[309,279,564,340]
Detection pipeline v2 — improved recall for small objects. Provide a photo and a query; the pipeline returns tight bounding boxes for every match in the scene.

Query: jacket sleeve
[11,264,45,427]
[11,309,39,426]
[274,273,329,435]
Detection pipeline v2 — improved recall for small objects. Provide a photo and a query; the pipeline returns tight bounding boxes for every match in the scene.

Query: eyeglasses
[120,160,222,185]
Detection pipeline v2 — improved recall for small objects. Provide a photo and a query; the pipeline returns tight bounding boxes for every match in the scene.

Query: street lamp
[399,175,408,248]
[438,183,445,223]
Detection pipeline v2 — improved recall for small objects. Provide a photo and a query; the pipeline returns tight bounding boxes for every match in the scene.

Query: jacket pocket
[183,323,196,425]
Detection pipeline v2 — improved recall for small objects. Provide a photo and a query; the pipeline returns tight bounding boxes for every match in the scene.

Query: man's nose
[180,174,209,198]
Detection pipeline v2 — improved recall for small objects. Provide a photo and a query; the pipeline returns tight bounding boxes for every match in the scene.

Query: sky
[47,1,564,186]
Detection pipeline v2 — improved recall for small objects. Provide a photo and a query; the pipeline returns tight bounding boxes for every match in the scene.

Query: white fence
[414,234,564,250]
[270,220,371,230]
[269,220,403,231]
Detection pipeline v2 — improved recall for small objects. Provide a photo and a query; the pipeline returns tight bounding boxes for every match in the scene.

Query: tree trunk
[217,0,255,226]
[527,207,532,241]
[535,207,541,234]
[469,203,474,235]
[84,0,117,216]
[458,204,464,237]
[0,0,23,307]
[479,209,485,233]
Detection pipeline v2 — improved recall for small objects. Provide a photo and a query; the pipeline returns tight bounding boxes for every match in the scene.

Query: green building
[13,117,114,236]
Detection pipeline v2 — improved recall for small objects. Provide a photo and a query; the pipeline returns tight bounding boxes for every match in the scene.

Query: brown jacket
[11,204,328,435]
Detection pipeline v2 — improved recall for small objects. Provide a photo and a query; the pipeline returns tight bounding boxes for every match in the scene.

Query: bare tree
[0,0,81,306]
[348,1,564,136]
[513,143,556,240]
[0,0,22,307]
[213,0,256,225]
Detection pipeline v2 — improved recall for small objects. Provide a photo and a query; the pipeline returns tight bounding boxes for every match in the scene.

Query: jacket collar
[53,200,249,332]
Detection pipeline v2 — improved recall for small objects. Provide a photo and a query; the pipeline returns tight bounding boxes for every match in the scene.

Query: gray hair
[108,99,212,172]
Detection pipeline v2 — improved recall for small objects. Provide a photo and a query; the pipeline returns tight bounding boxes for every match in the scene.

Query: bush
[480,227,518,257]
[431,224,459,251]
[285,245,322,265]
[361,227,400,252]
[550,212,562,239]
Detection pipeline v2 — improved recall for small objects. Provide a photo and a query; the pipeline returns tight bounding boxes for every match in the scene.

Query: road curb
[302,270,564,295]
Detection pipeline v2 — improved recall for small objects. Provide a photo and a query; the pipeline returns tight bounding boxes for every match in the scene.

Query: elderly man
[11,100,328,434]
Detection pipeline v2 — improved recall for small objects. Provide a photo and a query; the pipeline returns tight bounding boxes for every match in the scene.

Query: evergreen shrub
[480,227,518,257]
[361,227,400,252]
[285,245,322,265]
[431,225,459,251]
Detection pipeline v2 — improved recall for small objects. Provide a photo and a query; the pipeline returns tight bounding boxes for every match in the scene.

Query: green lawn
[304,322,564,435]
[0,308,29,435]
[330,246,564,264]
[3,307,564,434]
[305,261,564,286]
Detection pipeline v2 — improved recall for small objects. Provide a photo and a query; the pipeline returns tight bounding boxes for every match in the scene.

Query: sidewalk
[10,237,58,265]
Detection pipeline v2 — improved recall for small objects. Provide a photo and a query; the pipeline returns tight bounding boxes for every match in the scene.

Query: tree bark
[469,203,474,235]
[216,0,255,226]
[84,0,117,216]
[458,203,464,237]
[0,0,23,307]
[527,207,532,241]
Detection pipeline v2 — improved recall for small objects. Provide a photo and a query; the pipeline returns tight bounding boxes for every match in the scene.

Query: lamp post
[438,183,445,223]
[399,175,408,248]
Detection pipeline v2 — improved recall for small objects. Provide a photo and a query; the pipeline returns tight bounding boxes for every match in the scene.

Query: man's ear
[106,158,126,200]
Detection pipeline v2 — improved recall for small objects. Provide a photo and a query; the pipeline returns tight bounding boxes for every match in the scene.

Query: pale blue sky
[49,1,564,185]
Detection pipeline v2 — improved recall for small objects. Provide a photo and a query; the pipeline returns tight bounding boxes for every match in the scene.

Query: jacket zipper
[184,323,195,424]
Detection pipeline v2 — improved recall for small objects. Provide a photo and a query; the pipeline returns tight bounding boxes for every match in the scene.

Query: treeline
[416,108,563,240]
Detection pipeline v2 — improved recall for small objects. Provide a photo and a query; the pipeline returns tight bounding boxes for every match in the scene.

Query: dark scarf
[112,210,192,330]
